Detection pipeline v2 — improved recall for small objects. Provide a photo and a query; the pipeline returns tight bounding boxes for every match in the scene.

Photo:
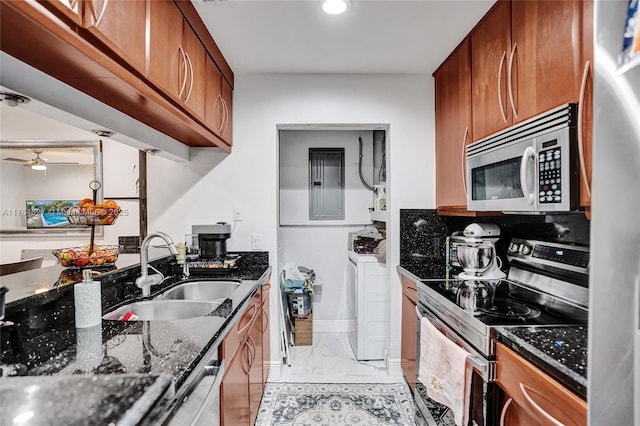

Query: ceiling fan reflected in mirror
[2,148,79,170]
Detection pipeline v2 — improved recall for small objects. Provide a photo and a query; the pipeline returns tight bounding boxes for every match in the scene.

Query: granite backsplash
[400,209,590,279]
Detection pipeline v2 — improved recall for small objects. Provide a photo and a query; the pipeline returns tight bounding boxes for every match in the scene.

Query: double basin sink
[102,280,241,321]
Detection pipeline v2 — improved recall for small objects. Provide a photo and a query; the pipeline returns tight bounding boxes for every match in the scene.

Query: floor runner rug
[256,382,419,425]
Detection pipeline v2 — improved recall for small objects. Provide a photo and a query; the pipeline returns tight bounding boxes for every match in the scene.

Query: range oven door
[416,304,498,426]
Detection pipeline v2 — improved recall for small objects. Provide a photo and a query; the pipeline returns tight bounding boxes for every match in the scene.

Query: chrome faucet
[135,231,179,297]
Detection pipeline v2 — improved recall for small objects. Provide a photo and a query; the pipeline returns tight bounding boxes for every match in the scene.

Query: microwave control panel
[538,145,562,204]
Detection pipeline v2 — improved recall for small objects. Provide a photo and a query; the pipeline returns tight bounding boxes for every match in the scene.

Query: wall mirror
[0,141,103,235]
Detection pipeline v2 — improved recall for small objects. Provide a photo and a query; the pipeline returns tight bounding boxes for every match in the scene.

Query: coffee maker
[192,223,232,260]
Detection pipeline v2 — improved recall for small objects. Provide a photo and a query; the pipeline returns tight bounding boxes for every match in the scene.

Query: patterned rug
[256,382,419,426]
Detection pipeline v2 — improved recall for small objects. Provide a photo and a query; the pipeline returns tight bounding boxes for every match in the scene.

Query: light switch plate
[252,233,263,250]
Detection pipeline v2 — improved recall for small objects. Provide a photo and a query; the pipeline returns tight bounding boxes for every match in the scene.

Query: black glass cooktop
[420,278,588,327]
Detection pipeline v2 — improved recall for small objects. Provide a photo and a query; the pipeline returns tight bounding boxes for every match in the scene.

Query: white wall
[279,129,373,225]
[148,73,435,375]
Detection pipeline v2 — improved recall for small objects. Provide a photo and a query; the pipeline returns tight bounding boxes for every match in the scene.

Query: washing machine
[347,250,388,360]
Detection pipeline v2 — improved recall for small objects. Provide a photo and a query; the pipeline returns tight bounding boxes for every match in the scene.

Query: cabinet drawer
[496,342,586,426]
[401,275,418,304]
[221,294,260,360]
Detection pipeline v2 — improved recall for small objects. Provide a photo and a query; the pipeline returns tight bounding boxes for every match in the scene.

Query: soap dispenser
[74,269,102,328]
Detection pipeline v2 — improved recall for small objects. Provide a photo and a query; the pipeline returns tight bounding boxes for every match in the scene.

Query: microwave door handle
[520,146,536,206]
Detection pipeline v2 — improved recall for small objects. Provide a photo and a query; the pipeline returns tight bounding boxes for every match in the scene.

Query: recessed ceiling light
[0,92,30,107]
[322,0,348,15]
[92,129,116,137]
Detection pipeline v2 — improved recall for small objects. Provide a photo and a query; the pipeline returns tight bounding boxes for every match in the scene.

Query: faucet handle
[147,265,165,283]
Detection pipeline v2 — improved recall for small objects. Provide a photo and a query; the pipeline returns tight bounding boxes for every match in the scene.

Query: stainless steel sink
[103,300,222,321]
[162,281,240,301]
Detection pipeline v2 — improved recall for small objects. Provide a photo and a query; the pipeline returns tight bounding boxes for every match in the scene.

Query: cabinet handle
[499,397,513,426]
[68,0,78,10]
[184,51,194,103]
[248,335,256,367]
[177,46,188,99]
[261,306,269,333]
[508,42,518,119]
[88,0,109,28]
[238,303,257,336]
[461,126,469,198]
[519,383,565,426]
[497,51,508,124]
[221,97,229,135]
[216,94,225,134]
[577,60,592,198]
[241,340,251,374]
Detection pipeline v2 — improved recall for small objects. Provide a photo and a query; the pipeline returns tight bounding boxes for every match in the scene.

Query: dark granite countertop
[0,251,271,425]
[496,326,588,399]
[397,263,450,281]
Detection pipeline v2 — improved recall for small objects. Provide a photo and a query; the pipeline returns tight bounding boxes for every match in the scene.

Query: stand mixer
[457,223,506,281]
[455,223,506,312]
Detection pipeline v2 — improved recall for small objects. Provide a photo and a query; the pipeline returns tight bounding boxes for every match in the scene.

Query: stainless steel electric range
[416,238,589,426]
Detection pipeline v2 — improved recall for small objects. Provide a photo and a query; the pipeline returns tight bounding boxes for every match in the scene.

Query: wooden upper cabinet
[509,0,582,123]
[471,0,583,141]
[471,0,512,141]
[578,0,594,211]
[205,56,225,135]
[220,79,233,145]
[40,0,83,25]
[148,0,187,105]
[435,38,472,211]
[180,22,207,120]
[82,0,147,73]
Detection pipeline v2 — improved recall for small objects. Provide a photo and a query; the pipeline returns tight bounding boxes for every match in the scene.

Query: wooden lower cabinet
[220,283,270,426]
[261,282,271,391]
[496,342,586,426]
[400,275,418,390]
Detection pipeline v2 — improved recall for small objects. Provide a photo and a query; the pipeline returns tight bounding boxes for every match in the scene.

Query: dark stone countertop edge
[496,326,587,400]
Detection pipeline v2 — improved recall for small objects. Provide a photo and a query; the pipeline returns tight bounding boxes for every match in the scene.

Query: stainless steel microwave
[466,103,579,213]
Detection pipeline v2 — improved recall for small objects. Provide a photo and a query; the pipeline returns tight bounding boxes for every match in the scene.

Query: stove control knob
[520,244,533,255]
[509,243,521,253]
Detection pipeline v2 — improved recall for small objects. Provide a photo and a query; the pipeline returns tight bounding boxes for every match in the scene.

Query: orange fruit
[78,198,94,208]
[104,200,118,209]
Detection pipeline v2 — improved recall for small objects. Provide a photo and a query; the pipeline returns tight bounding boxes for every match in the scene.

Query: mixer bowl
[457,244,495,276]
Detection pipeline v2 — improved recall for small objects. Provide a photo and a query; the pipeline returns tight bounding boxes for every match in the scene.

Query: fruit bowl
[64,199,121,226]
[53,245,119,269]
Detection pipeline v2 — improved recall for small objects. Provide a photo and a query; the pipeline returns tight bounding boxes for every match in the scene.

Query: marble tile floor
[274,332,400,384]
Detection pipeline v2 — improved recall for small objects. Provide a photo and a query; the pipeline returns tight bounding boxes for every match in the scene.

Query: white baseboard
[387,358,403,378]
[312,319,355,333]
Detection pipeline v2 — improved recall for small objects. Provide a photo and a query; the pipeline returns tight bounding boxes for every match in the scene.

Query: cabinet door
[220,78,233,145]
[205,55,225,136]
[471,0,512,141]
[578,0,594,211]
[510,0,582,124]
[248,314,263,424]
[261,283,271,391]
[400,276,417,390]
[499,396,541,426]
[148,0,185,101]
[41,0,83,25]
[496,343,587,425]
[220,338,251,426]
[435,38,472,210]
[181,22,206,120]
[83,0,147,73]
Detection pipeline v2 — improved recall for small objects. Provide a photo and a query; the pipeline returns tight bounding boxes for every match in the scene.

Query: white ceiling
[193,0,495,75]
[0,1,495,149]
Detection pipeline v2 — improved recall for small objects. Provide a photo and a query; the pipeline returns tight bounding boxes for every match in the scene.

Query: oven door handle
[416,306,487,375]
